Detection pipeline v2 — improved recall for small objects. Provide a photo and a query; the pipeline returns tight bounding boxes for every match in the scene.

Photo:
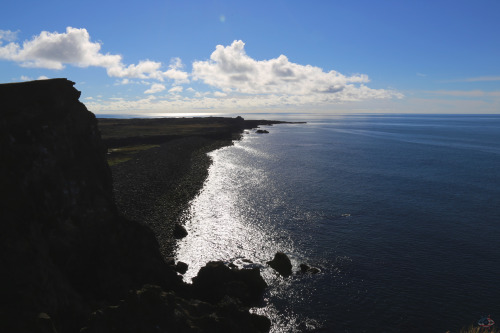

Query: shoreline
[110,136,233,257]
[99,117,299,259]
[1,78,299,332]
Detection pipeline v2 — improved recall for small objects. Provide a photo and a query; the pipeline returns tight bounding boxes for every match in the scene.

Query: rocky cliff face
[0,79,269,333]
[0,79,179,332]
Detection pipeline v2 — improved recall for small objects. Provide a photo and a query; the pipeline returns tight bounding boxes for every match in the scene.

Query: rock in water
[300,263,321,274]
[267,252,293,277]
[175,261,188,274]
[255,129,269,133]
[173,223,188,239]
[192,261,268,306]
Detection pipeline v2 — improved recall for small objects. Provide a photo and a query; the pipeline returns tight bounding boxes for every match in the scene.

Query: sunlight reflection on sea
[175,132,320,332]
[175,115,500,332]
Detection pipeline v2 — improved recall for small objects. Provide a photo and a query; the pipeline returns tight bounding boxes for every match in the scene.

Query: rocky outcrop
[192,261,268,307]
[267,252,293,277]
[173,223,189,239]
[0,79,269,332]
[82,284,271,333]
[299,263,320,274]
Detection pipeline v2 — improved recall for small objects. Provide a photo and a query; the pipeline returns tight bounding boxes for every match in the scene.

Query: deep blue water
[176,114,500,332]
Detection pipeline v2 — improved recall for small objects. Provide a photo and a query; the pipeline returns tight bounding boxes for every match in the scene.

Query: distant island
[0,78,303,332]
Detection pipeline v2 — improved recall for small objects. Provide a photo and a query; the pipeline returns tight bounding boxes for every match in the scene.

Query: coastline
[4,79,498,332]
[1,79,295,332]
[109,136,233,257]
[99,117,301,259]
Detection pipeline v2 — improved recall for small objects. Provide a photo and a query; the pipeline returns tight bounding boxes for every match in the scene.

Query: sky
[1,0,499,115]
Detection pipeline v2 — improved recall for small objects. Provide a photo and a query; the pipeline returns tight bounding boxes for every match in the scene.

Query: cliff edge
[0,79,269,333]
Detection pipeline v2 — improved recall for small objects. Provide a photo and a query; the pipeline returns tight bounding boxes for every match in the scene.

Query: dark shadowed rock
[175,261,189,274]
[192,261,267,306]
[299,263,321,274]
[164,256,176,266]
[308,267,320,274]
[255,129,269,134]
[36,313,58,333]
[0,79,184,332]
[173,223,188,239]
[82,284,270,333]
[267,252,293,277]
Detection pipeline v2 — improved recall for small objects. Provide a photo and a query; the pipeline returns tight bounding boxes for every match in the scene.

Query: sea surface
[175,114,500,332]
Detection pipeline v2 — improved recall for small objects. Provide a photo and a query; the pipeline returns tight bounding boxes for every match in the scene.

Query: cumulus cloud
[0,27,189,84]
[107,60,162,79]
[192,40,400,102]
[144,83,166,94]
[2,30,401,104]
[0,27,121,69]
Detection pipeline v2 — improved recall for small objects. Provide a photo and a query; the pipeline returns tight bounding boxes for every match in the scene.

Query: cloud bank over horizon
[0,27,402,112]
[192,40,400,102]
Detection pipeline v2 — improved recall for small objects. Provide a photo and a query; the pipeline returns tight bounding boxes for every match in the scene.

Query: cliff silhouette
[0,79,269,332]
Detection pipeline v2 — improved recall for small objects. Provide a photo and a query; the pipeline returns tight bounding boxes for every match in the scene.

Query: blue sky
[1,0,499,115]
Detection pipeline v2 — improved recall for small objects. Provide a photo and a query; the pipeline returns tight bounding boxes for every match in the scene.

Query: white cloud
[144,83,166,94]
[0,29,19,42]
[20,75,50,81]
[213,91,227,97]
[194,91,211,98]
[192,40,400,102]
[107,60,162,79]
[168,86,183,93]
[4,32,403,111]
[162,57,189,83]
[87,88,402,114]
[116,78,130,85]
[162,67,190,84]
[0,27,189,83]
[86,90,500,115]
[0,27,121,69]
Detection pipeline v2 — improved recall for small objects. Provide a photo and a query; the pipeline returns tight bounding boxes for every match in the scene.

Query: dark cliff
[0,79,269,332]
[0,79,177,331]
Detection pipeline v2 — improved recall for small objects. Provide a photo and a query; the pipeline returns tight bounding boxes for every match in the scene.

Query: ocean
[175,114,500,332]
